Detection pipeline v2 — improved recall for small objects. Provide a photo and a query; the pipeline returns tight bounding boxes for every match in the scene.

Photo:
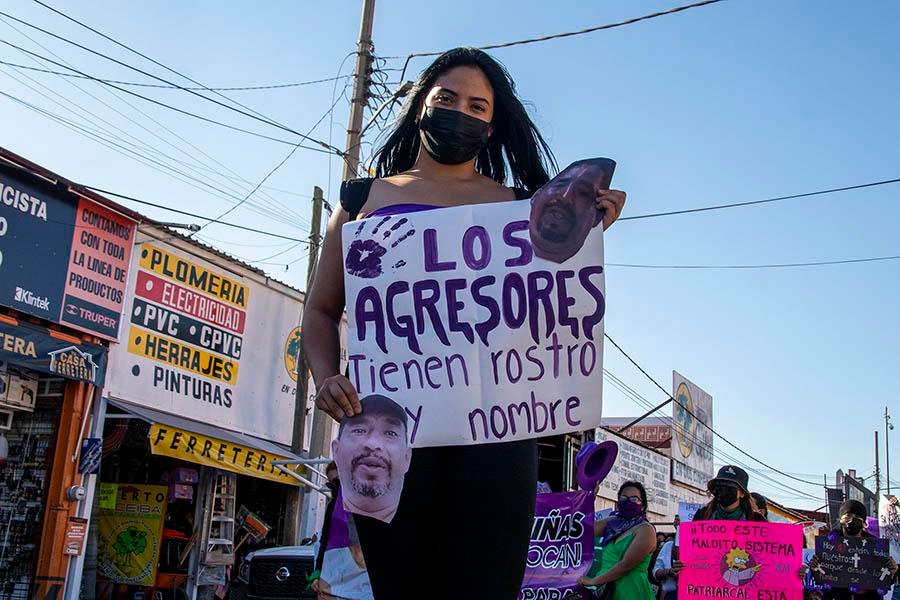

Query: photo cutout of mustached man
[332,394,412,524]
[528,158,616,263]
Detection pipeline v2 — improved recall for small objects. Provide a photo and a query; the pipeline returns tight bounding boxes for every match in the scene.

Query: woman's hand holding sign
[315,374,361,419]
[597,189,626,231]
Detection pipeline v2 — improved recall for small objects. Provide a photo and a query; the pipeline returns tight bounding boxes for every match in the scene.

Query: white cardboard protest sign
[342,197,606,447]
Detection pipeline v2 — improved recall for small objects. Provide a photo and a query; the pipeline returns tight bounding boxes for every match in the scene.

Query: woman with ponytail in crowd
[578,481,657,599]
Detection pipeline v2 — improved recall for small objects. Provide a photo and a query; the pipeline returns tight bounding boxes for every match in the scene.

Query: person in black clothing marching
[693,465,767,522]
[809,500,899,600]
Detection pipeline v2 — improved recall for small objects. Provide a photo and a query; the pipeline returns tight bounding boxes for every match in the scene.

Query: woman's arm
[302,207,361,420]
[594,518,609,538]
[585,523,657,586]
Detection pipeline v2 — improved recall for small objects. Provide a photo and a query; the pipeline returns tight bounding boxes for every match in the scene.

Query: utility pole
[341,0,376,181]
[306,0,376,462]
[291,186,325,457]
[886,407,894,494]
[876,430,881,498]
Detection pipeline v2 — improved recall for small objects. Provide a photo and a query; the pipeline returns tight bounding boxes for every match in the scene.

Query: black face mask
[419,106,490,165]
[713,485,739,508]
[843,519,864,536]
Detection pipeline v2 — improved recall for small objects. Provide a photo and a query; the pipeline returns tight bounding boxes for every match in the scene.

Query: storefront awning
[106,398,308,486]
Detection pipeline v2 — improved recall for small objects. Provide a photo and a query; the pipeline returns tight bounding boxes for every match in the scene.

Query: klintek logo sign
[14,286,51,311]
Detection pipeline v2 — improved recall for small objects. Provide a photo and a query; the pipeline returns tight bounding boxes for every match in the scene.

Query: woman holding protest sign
[302,46,626,599]
[693,465,767,522]
[577,481,657,599]
[808,500,899,599]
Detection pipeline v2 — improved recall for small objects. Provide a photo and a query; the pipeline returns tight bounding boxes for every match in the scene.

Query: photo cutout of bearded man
[528,157,616,263]
[332,394,412,523]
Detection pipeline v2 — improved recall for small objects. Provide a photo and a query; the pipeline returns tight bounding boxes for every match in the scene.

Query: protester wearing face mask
[693,466,766,522]
[808,500,898,599]
[751,492,770,521]
[303,46,627,599]
[578,481,657,599]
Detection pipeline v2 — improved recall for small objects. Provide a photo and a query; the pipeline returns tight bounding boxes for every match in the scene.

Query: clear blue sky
[2,0,898,509]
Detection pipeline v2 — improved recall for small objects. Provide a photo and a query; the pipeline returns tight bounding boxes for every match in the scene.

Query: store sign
[106,238,306,445]
[672,371,714,489]
[596,428,673,517]
[0,169,136,340]
[98,483,117,509]
[148,423,304,486]
[78,437,102,474]
[97,484,167,586]
[0,316,107,385]
[64,517,88,556]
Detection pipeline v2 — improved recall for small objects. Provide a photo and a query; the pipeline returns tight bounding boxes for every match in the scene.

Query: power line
[0,38,334,151]
[0,9,344,154]
[193,72,352,234]
[602,369,822,501]
[0,16,310,227]
[604,331,825,488]
[0,60,350,90]
[0,87,310,231]
[619,177,900,222]
[391,0,727,78]
[80,185,308,243]
[607,255,900,270]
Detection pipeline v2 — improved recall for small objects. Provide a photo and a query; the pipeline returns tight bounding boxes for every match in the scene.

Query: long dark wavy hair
[373,47,556,192]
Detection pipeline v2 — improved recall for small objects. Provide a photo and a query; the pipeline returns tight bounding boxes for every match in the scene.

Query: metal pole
[291,186,325,456]
[876,430,881,499]
[341,0,376,181]
[617,397,673,437]
[886,407,892,494]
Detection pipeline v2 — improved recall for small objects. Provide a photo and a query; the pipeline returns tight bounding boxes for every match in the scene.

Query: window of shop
[0,374,64,600]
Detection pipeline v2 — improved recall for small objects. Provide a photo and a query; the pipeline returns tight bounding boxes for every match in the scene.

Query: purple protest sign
[867,516,881,538]
[520,491,595,600]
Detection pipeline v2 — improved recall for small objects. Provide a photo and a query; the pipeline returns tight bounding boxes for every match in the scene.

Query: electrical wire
[602,369,823,502]
[0,64,310,231]
[0,10,344,154]
[28,0,351,139]
[619,177,900,222]
[605,332,826,488]
[0,38,331,151]
[0,60,350,90]
[0,87,311,232]
[392,0,728,80]
[81,185,308,243]
[606,255,900,270]
[193,74,352,234]
[0,16,310,227]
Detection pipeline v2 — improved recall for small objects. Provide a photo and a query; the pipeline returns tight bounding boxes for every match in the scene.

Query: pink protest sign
[679,520,803,600]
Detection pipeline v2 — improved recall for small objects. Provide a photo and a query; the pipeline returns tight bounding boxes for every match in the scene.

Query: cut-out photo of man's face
[332,394,412,523]
[528,158,615,263]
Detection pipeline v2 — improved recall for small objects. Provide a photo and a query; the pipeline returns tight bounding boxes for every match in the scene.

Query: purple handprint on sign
[345,216,415,279]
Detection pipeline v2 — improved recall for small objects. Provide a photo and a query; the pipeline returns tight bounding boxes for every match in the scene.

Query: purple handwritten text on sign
[342,196,606,448]
[519,491,595,600]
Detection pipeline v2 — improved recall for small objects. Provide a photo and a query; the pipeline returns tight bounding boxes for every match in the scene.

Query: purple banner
[520,491,595,600]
